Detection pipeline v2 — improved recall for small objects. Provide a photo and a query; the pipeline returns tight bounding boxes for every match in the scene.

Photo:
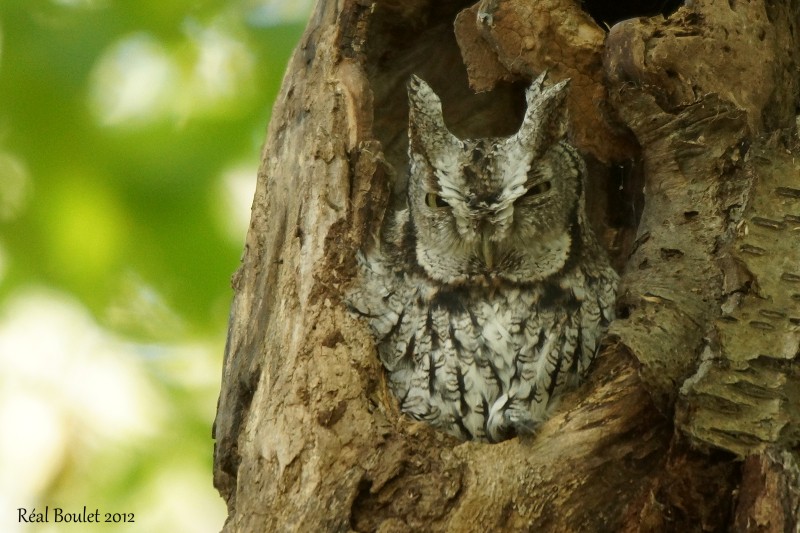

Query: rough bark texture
[214,0,800,531]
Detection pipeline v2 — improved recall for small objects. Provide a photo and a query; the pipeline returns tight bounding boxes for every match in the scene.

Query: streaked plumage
[348,73,618,442]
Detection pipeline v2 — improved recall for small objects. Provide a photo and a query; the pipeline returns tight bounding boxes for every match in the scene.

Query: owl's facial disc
[407,74,579,286]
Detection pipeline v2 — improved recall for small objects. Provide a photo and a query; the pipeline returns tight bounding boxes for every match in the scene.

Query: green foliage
[0,1,309,531]
[0,0,306,337]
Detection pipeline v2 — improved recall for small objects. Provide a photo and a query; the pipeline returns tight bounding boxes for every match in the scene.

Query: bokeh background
[0,1,312,531]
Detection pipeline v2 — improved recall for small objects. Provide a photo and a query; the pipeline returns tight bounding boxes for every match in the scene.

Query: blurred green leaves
[0,2,310,531]
[0,0,307,338]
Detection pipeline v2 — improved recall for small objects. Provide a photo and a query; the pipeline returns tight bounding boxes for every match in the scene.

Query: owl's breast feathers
[349,245,617,442]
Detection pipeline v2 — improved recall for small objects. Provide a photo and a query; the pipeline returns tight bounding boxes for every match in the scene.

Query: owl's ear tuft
[407,75,460,158]
[514,73,571,154]
[407,75,442,118]
[524,70,550,103]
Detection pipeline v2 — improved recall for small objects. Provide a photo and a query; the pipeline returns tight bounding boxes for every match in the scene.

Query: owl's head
[406,73,584,286]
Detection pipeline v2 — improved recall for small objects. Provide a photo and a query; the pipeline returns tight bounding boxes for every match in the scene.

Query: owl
[347,72,618,443]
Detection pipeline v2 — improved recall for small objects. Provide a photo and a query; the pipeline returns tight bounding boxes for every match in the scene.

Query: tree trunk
[213,0,800,531]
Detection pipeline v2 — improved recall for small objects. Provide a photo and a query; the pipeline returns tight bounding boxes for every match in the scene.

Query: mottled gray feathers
[347,73,618,442]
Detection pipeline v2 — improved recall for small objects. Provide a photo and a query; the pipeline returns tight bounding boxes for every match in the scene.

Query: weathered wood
[732,449,800,533]
[213,0,800,530]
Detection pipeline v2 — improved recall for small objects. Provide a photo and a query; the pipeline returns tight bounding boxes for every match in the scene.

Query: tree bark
[213,0,800,531]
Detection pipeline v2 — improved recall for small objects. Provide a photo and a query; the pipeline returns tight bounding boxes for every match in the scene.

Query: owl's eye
[521,181,552,199]
[426,192,448,208]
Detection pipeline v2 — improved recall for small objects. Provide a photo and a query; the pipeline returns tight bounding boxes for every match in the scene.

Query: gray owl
[347,72,618,443]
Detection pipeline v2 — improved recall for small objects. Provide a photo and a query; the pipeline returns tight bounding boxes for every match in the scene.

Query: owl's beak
[481,233,494,270]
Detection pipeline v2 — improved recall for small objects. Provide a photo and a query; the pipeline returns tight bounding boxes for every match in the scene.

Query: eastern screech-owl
[347,73,618,443]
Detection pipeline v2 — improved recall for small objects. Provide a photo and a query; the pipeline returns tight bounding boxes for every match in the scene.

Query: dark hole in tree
[616,304,632,319]
[581,0,684,29]
[364,0,525,204]
[363,1,644,261]
[597,157,644,269]
[605,159,643,230]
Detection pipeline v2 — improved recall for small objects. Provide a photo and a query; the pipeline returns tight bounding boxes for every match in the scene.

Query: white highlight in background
[0,289,162,502]
[215,162,258,244]
[89,34,176,126]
